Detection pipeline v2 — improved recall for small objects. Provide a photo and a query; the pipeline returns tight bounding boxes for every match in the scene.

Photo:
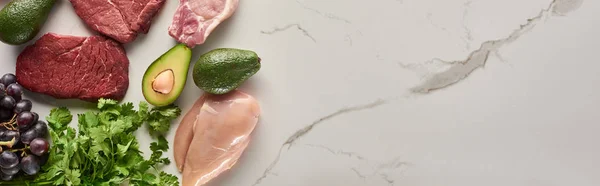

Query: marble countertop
[0,0,597,185]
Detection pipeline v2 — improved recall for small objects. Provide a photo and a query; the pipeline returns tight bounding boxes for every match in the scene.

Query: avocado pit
[142,44,192,107]
[152,69,175,94]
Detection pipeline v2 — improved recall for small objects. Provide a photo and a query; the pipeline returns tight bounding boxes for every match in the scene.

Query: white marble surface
[1,0,599,185]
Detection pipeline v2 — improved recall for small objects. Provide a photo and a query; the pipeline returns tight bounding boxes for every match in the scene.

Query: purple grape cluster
[0,74,49,181]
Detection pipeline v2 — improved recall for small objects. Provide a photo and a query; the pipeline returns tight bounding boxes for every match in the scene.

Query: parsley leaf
[149,135,171,166]
[147,104,181,134]
[159,171,179,186]
[45,107,72,132]
[150,135,168,152]
[31,100,181,186]
[97,98,118,109]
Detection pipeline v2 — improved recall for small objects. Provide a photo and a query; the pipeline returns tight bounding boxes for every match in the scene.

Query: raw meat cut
[168,0,239,47]
[174,95,206,172]
[174,90,260,186]
[69,0,166,43]
[16,33,129,101]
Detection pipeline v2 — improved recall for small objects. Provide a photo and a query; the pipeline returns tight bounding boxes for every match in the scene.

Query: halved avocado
[142,44,192,106]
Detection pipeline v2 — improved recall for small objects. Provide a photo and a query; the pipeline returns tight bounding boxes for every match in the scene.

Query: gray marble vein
[306,144,409,185]
[461,1,474,49]
[351,167,367,180]
[295,0,352,24]
[261,24,317,42]
[412,0,583,93]
[305,144,367,161]
[553,0,584,15]
[282,99,386,148]
[379,173,395,185]
[251,99,386,186]
[427,12,471,50]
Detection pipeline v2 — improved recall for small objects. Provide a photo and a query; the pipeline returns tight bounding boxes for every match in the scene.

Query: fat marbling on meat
[174,90,260,186]
[69,0,166,43]
[168,0,239,47]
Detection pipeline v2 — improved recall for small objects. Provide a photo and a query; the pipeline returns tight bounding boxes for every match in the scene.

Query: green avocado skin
[0,0,56,45]
[193,48,261,95]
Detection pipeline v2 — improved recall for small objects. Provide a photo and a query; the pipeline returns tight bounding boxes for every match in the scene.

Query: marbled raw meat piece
[70,0,166,43]
[168,0,239,47]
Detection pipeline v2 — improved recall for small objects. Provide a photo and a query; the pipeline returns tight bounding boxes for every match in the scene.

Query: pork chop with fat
[168,0,239,47]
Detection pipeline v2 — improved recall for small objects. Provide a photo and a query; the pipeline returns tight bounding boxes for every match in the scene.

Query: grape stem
[9,146,28,152]
[0,113,17,130]
[0,137,16,148]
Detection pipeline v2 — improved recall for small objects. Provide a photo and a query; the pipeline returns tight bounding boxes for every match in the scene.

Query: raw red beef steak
[16,33,129,101]
[70,0,166,43]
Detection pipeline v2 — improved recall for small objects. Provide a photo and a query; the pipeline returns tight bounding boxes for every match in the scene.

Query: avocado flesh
[142,44,192,107]
[0,0,56,45]
[192,48,261,95]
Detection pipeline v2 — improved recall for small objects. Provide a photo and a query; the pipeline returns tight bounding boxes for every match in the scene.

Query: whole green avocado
[0,0,56,45]
[193,48,261,95]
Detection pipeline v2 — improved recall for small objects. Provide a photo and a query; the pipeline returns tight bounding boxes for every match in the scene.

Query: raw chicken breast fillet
[174,90,260,186]
[168,0,239,47]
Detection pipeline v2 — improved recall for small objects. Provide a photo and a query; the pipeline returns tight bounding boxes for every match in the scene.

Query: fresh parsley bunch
[1,99,181,186]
